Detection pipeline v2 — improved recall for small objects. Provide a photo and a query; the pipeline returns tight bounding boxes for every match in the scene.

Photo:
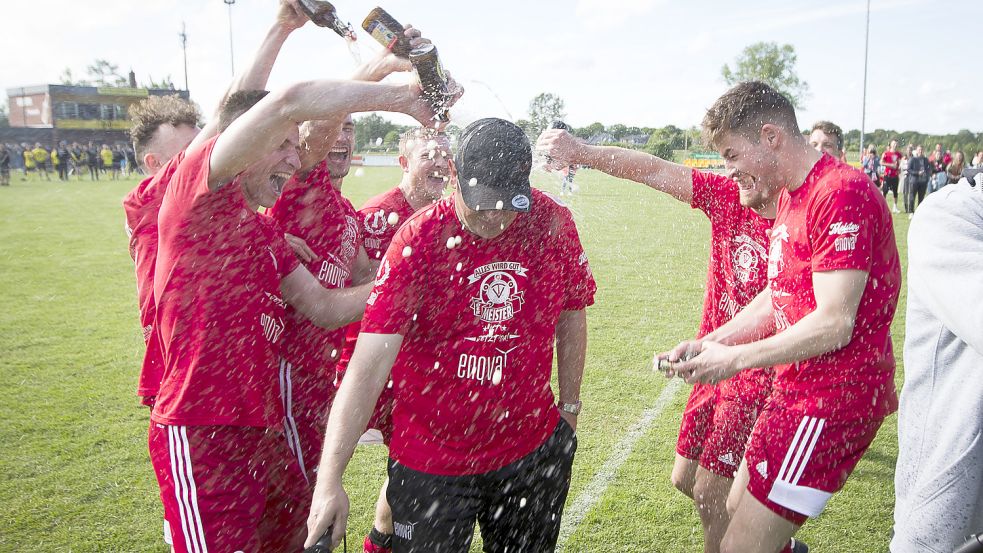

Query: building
[3,83,191,145]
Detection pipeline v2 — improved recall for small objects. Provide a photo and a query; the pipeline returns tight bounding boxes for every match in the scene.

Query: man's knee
[671,465,696,498]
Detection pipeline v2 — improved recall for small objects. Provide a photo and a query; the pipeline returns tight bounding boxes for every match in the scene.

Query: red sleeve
[808,182,876,273]
[691,169,738,220]
[557,210,597,311]
[164,137,217,207]
[360,223,424,335]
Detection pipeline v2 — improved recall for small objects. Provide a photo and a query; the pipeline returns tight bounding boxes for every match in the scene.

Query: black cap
[455,118,533,213]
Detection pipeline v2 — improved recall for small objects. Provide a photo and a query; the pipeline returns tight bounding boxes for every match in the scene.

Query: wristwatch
[558,400,582,416]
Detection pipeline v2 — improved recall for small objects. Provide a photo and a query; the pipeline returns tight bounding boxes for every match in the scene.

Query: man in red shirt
[881,139,902,213]
[149,72,453,553]
[808,120,844,161]
[537,122,775,552]
[122,0,312,408]
[667,81,901,553]
[334,127,453,553]
[306,118,595,552]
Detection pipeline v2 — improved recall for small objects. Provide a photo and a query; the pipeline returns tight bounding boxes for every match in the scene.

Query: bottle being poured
[361,7,454,123]
[297,0,356,41]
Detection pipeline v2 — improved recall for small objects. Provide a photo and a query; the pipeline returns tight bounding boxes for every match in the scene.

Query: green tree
[143,75,176,90]
[384,129,401,148]
[58,67,91,86]
[722,42,809,108]
[354,113,395,151]
[577,122,605,139]
[86,59,127,87]
[526,93,566,139]
[607,124,628,140]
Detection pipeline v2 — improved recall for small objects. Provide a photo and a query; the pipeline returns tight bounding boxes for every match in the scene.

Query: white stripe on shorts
[168,426,209,553]
[279,358,309,484]
[768,415,832,518]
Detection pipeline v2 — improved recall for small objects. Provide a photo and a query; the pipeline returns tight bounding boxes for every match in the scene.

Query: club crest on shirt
[363,209,388,236]
[732,234,767,284]
[340,215,358,262]
[767,224,790,280]
[465,262,528,342]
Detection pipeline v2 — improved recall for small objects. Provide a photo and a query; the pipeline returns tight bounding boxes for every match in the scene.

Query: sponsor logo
[317,259,351,287]
[511,194,530,210]
[394,521,415,541]
[733,234,767,284]
[260,313,285,343]
[828,221,860,235]
[363,210,388,236]
[756,460,768,478]
[718,452,737,467]
[770,289,792,331]
[457,347,517,384]
[835,235,858,252]
[718,292,739,319]
[365,237,382,251]
[264,292,287,309]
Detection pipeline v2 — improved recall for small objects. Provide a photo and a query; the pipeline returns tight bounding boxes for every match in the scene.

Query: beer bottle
[361,7,412,58]
[297,0,355,41]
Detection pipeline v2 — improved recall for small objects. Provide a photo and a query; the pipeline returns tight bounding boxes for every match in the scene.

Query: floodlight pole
[224,0,236,76]
[859,0,870,159]
[180,21,189,91]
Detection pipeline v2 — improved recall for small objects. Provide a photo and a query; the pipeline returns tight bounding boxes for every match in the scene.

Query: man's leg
[673,383,716,498]
[672,455,700,499]
[721,489,800,553]
[692,468,735,553]
[364,478,394,552]
[387,459,481,552]
[478,419,577,553]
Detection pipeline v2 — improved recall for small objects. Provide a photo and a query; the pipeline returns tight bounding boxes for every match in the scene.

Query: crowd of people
[861,141,982,216]
[110,2,980,553]
[0,140,138,183]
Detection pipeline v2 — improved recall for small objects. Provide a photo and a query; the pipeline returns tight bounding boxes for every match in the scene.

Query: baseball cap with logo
[455,118,533,213]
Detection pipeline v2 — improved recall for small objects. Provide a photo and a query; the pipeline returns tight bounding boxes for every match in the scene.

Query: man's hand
[536,129,586,168]
[672,341,743,385]
[655,339,703,378]
[285,233,317,263]
[356,25,431,81]
[276,0,309,33]
[403,74,464,129]
[305,480,350,550]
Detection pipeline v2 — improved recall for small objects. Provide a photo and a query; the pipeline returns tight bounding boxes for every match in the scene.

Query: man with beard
[666,81,900,553]
[149,69,451,551]
[538,110,777,553]
[307,118,593,552]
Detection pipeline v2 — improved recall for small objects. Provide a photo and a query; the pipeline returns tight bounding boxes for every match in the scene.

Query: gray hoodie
[892,181,983,552]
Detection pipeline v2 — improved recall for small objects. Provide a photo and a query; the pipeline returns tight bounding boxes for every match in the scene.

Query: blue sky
[2,0,980,136]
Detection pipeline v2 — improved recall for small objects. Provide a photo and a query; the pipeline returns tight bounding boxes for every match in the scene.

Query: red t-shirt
[152,136,300,427]
[881,150,901,178]
[361,190,596,475]
[335,186,418,378]
[123,153,185,402]
[766,154,900,419]
[268,161,362,376]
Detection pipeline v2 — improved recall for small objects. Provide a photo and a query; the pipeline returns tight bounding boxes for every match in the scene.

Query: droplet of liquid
[491,368,502,385]
[468,178,478,187]
[446,236,456,249]
[495,200,504,210]
[354,168,365,177]
[402,246,412,257]
[387,212,399,226]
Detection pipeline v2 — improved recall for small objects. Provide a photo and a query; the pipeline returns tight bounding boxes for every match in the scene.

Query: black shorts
[387,418,577,553]
[882,175,899,194]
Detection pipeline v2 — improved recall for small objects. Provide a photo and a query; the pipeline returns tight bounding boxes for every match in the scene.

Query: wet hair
[129,95,201,159]
[398,128,447,158]
[701,81,800,149]
[811,121,844,151]
[217,90,269,132]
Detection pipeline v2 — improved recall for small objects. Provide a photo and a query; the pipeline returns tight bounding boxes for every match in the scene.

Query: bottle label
[365,20,399,50]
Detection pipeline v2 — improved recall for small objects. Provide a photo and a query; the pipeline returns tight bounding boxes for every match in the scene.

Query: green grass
[0,167,909,552]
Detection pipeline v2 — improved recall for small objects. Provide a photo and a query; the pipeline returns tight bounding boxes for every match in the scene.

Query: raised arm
[208,79,445,189]
[189,0,309,152]
[306,332,404,549]
[536,129,694,203]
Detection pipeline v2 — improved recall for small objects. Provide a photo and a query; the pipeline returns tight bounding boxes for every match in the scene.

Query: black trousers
[906,179,928,212]
[387,419,577,553]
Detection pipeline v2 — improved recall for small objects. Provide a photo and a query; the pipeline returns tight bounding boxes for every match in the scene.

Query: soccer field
[0,167,907,552]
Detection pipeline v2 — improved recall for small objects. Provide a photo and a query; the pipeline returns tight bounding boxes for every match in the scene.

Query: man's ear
[760,124,782,149]
[398,155,409,173]
[143,153,160,173]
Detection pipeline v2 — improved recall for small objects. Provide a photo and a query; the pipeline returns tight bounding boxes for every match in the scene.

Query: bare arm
[306,332,404,549]
[280,265,372,329]
[536,129,694,203]
[208,79,441,189]
[676,269,868,384]
[555,309,588,430]
[351,248,378,285]
[188,0,309,153]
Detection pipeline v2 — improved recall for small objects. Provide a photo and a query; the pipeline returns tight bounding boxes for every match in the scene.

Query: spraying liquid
[345,36,362,65]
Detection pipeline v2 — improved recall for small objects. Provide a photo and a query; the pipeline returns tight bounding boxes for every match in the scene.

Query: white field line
[557,378,683,550]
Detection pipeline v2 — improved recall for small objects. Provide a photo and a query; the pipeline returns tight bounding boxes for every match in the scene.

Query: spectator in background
[907,145,932,213]
[901,144,914,210]
[947,152,965,185]
[971,150,983,168]
[70,142,84,180]
[50,146,60,181]
[23,144,36,180]
[112,145,124,179]
[32,143,51,181]
[56,141,70,181]
[124,145,138,176]
[881,140,902,213]
[863,145,880,187]
[892,177,983,553]
[86,141,100,180]
[100,144,114,179]
[0,143,10,186]
[809,120,845,159]
[9,143,24,178]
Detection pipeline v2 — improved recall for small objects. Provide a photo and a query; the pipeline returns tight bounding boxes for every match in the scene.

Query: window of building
[54,102,79,119]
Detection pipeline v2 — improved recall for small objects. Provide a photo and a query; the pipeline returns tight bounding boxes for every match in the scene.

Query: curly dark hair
[129,95,201,158]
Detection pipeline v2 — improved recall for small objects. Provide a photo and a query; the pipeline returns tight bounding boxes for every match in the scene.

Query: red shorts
[148,423,307,553]
[743,404,884,525]
[676,368,772,478]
